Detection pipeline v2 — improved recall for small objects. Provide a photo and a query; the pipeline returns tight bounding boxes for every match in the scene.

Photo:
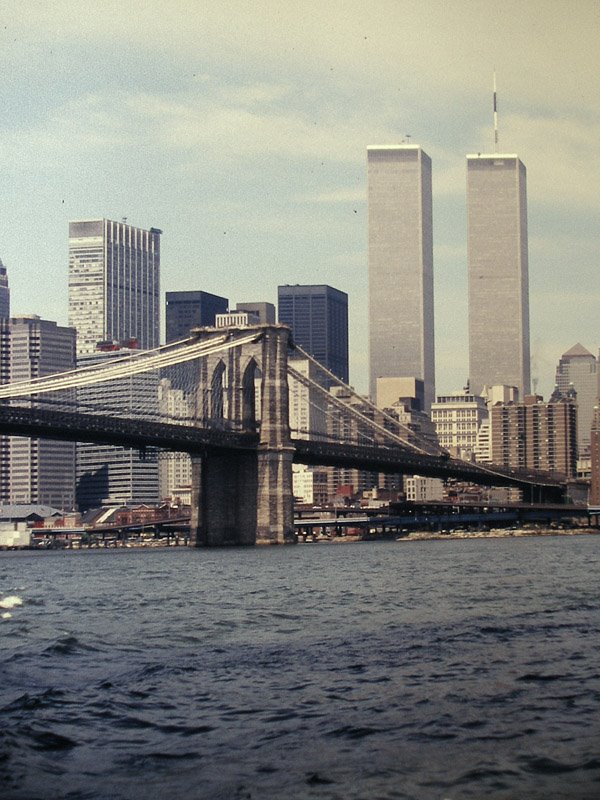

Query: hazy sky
[1,0,598,396]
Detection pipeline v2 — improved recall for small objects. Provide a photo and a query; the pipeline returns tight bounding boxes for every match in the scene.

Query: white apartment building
[431,392,488,459]
[404,475,444,502]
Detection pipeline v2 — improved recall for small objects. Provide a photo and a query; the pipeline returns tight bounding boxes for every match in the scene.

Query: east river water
[1,535,600,800]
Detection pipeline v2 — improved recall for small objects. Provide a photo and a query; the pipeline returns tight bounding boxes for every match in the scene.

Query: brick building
[490,391,577,478]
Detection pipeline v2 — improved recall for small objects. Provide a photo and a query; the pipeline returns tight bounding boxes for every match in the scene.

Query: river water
[1,535,599,800]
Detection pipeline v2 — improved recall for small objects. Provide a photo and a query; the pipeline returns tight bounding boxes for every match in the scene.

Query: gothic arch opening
[211,360,226,425]
[241,358,260,432]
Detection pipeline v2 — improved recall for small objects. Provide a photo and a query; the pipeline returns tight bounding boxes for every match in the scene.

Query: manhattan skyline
[0,1,598,398]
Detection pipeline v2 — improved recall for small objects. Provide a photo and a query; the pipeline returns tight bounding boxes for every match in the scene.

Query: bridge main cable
[0,331,262,399]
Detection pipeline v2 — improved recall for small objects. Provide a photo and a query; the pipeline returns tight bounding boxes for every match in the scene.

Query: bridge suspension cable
[0,331,261,399]
[290,345,444,456]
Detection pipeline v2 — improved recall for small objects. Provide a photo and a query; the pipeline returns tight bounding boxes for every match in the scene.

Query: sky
[0,0,598,398]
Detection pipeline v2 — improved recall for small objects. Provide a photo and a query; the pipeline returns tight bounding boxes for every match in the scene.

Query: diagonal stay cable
[288,365,435,456]
[290,345,444,456]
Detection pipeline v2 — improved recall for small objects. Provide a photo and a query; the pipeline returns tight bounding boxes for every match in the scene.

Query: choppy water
[1,535,600,800]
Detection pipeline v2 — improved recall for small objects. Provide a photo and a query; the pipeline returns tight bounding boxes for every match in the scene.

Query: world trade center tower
[467,154,531,397]
[368,145,435,410]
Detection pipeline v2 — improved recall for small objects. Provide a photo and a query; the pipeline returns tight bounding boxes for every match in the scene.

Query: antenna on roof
[493,70,499,152]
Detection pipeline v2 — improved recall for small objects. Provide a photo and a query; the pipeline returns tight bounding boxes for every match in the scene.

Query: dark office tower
[165,291,228,343]
[0,259,9,318]
[277,284,349,384]
[467,154,531,397]
[69,219,161,356]
[367,145,435,410]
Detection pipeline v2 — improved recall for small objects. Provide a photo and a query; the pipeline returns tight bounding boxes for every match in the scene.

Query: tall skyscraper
[68,219,161,356]
[555,343,597,456]
[0,258,9,318]
[165,291,228,343]
[278,284,349,384]
[367,144,435,410]
[0,316,76,508]
[467,154,530,396]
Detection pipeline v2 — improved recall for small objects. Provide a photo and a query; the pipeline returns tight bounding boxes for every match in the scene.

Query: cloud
[503,113,600,207]
[6,0,598,116]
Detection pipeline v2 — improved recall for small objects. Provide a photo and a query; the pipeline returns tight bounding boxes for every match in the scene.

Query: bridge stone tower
[189,324,295,546]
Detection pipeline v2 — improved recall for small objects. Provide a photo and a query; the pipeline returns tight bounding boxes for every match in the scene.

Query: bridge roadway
[0,403,565,501]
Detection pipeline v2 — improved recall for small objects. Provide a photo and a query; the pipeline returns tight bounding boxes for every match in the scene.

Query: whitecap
[0,595,23,609]
[1,611,12,619]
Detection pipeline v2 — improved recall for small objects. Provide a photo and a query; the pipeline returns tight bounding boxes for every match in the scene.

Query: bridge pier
[190,453,257,546]
[189,324,295,546]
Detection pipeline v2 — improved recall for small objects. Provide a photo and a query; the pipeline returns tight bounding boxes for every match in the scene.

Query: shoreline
[2,527,599,553]
[393,527,600,542]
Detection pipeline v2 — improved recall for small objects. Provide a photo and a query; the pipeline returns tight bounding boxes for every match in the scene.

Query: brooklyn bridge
[0,324,566,545]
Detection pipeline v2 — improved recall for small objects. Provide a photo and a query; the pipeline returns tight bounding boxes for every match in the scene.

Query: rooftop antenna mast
[493,70,499,152]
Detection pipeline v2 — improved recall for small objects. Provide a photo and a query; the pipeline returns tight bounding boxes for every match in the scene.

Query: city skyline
[1,1,598,397]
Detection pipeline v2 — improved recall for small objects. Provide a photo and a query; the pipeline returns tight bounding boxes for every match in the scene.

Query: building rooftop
[561,343,594,358]
[0,505,64,520]
[466,153,520,160]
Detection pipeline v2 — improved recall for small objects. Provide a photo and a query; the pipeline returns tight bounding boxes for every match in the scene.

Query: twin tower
[368,144,530,410]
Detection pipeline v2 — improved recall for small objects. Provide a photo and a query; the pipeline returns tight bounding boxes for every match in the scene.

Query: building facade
[0,258,9,318]
[157,379,193,502]
[278,284,349,385]
[467,154,530,396]
[367,144,435,409]
[490,392,577,478]
[235,302,276,324]
[590,406,600,507]
[431,391,488,460]
[404,475,445,503]
[69,219,161,356]
[75,345,160,510]
[165,290,228,343]
[554,343,597,456]
[0,316,76,509]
